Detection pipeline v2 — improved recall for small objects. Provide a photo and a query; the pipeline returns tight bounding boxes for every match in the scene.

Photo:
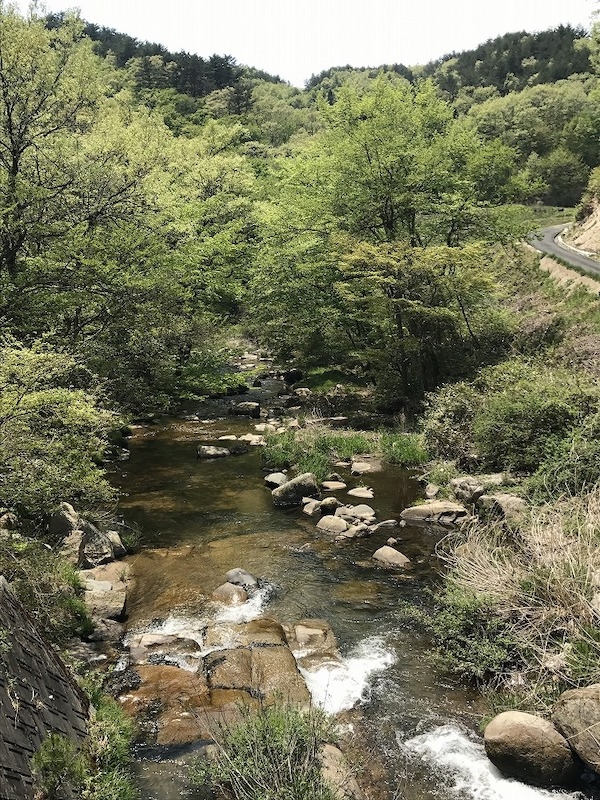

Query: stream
[111,380,587,800]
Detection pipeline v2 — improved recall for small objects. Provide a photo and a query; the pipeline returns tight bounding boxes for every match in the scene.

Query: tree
[0,6,102,279]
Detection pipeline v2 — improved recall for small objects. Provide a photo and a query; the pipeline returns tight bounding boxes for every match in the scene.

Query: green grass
[263,427,428,480]
[190,703,338,800]
[296,367,367,394]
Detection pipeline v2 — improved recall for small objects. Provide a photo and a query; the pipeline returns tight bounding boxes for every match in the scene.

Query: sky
[20,0,597,86]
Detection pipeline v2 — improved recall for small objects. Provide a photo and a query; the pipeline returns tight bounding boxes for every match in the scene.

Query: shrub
[421,382,479,467]
[190,703,338,800]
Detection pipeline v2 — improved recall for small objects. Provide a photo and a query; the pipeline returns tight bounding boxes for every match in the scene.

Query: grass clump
[190,703,338,800]
[263,426,428,481]
[427,486,600,710]
[31,692,137,800]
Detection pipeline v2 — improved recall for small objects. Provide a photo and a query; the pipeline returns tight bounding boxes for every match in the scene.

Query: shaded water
[114,414,586,800]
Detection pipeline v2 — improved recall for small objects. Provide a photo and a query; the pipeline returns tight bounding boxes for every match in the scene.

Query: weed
[190,703,338,800]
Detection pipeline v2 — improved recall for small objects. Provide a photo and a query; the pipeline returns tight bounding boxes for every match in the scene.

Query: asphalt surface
[529,224,600,277]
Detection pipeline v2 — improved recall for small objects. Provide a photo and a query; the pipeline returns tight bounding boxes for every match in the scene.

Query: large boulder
[230,401,260,418]
[272,473,320,507]
[320,744,366,800]
[552,685,600,774]
[484,711,580,788]
[78,521,115,569]
[400,500,470,526]
[225,568,259,591]
[48,502,80,538]
[212,582,248,605]
[372,546,411,569]
[450,476,486,504]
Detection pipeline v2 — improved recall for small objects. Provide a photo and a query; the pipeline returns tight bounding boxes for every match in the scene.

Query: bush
[0,538,93,645]
[473,368,598,472]
[0,343,115,519]
[421,382,479,467]
[31,690,138,800]
[190,703,338,800]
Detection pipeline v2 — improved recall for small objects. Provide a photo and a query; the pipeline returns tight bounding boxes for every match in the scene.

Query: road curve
[529,224,600,277]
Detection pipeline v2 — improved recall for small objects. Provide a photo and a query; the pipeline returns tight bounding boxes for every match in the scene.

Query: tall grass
[190,703,338,800]
[263,426,428,480]
[433,485,600,710]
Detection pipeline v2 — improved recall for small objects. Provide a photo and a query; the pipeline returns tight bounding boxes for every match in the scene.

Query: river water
[113,406,587,800]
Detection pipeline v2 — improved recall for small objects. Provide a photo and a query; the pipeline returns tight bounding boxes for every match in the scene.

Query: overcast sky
[22,0,596,86]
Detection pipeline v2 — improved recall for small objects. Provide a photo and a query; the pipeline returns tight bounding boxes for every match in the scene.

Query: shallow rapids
[113,413,594,800]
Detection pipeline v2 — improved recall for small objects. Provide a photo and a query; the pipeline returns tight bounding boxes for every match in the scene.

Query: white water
[300,635,396,714]
[212,584,271,624]
[403,724,584,800]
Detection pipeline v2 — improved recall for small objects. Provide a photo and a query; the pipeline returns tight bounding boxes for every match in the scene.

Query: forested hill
[307,25,591,95]
[46,12,283,98]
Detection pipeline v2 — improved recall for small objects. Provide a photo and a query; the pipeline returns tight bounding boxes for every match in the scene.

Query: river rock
[320,744,367,800]
[106,529,127,558]
[484,711,580,788]
[230,401,260,418]
[0,511,18,530]
[552,685,600,773]
[206,648,253,690]
[347,487,374,499]
[197,445,231,459]
[272,472,320,507]
[335,504,375,522]
[400,500,470,526]
[255,423,277,433]
[264,472,288,488]
[317,515,349,534]
[303,500,322,516]
[128,633,202,670]
[238,433,266,445]
[283,368,303,384]
[291,619,338,652]
[450,476,486,504]
[372,546,411,569]
[252,645,311,706]
[336,523,370,540]
[478,493,527,522]
[48,501,80,538]
[225,568,259,591]
[212,582,249,605]
[370,520,399,533]
[322,480,347,491]
[78,521,115,569]
[320,496,342,515]
[425,483,440,499]
[351,458,382,475]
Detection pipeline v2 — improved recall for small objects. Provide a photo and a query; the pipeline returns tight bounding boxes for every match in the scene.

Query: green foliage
[421,382,479,467]
[0,537,93,645]
[423,584,516,681]
[190,703,337,800]
[0,343,115,517]
[31,691,138,800]
[263,427,427,480]
[31,734,88,800]
[473,368,598,472]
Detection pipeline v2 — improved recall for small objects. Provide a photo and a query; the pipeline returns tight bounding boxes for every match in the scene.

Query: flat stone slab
[347,487,374,499]
[400,500,470,526]
[321,481,347,491]
[264,472,288,488]
[351,458,383,475]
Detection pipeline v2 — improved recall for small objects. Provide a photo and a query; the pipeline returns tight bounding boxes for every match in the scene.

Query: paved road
[529,224,600,277]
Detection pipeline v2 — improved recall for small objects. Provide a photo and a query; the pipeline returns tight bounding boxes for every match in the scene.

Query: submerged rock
[197,445,231,459]
[484,711,579,788]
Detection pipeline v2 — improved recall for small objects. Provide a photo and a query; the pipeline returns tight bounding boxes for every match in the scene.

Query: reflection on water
[115,417,584,800]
